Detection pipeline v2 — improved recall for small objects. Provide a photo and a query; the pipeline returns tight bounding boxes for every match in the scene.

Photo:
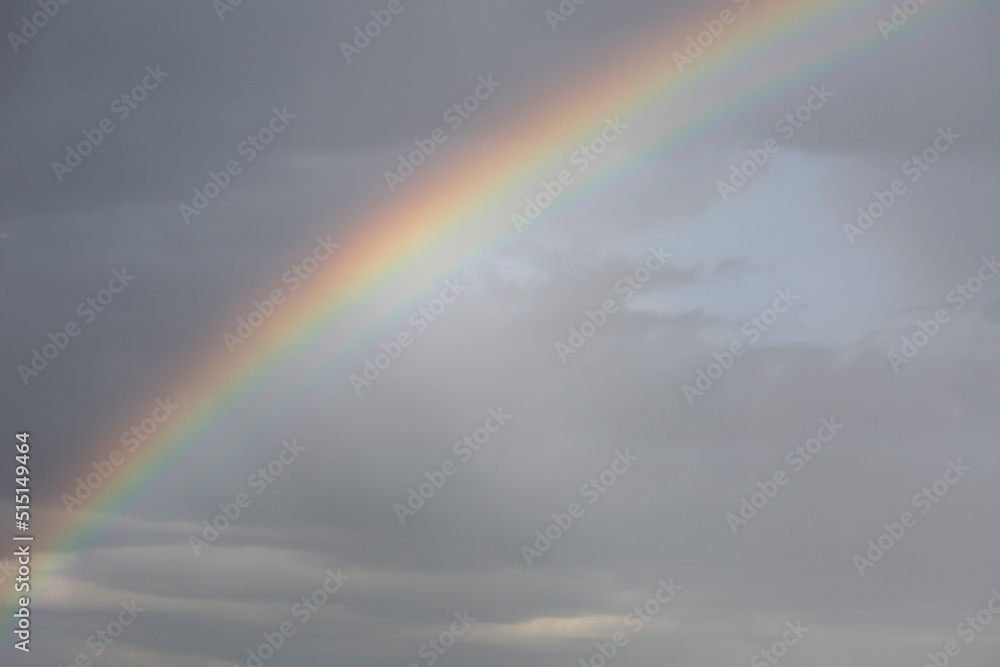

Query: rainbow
[5,0,986,644]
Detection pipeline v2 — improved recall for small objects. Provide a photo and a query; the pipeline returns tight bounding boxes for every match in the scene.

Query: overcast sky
[2,1,999,666]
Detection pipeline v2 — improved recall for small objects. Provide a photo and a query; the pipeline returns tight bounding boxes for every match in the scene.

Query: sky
[1,0,999,666]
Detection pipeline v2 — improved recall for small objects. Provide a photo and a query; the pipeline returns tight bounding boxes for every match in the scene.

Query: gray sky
[2,1,999,666]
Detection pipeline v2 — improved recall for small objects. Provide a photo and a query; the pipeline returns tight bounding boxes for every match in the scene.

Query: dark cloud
[2,0,998,665]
